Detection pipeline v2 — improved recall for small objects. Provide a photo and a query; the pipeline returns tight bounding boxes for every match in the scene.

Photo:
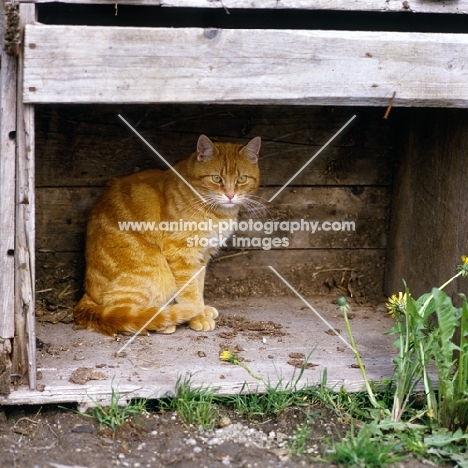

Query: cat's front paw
[189,307,218,332]
[157,325,177,334]
[204,306,219,319]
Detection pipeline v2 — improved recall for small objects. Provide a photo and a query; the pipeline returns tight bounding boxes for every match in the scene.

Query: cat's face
[190,135,261,214]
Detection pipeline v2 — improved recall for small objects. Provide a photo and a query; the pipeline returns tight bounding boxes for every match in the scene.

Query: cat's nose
[226,193,235,201]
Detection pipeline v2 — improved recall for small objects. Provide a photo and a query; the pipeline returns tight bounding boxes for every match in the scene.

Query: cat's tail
[73,294,217,335]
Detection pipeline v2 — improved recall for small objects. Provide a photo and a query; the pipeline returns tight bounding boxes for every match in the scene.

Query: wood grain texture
[14,4,37,390]
[34,103,393,314]
[35,104,394,188]
[0,1,17,341]
[0,298,398,406]
[24,25,468,107]
[385,108,468,299]
[16,0,468,14]
[35,186,391,252]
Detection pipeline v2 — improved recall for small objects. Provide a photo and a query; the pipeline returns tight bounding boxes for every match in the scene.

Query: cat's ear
[197,134,219,161]
[241,136,261,164]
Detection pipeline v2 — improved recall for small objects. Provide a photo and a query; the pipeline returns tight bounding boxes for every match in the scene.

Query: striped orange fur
[74,135,261,335]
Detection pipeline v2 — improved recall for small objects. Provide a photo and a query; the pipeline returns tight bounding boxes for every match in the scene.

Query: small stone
[208,437,221,446]
[276,431,288,443]
[72,424,94,434]
[193,446,202,453]
[218,416,231,428]
[118,453,125,459]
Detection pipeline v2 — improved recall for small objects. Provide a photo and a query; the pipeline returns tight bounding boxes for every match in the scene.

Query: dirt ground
[0,401,450,468]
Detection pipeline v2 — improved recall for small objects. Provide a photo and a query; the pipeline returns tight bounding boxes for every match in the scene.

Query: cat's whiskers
[177,192,230,219]
[198,194,220,213]
[177,191,221,215]
[177,198,208,219]
[239,196,269,219]
[248,194,269,203]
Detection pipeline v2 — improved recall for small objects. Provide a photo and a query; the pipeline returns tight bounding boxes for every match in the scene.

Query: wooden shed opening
[1,1,468,407]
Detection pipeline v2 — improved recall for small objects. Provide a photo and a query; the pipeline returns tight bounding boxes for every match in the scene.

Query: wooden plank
[0,297,397,406]
[0,0,18,344]
[36,187,101,252]
[24,25,468,107]
[37,140,393,188]
[35,105,394,188]
[35,186,391,252]
[14,4,37,390]
[385,108,468,299]
[15,0,468,14]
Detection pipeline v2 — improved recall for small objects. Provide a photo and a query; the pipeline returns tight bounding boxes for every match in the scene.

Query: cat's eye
[211,175,222,183]
[237,175,248,184]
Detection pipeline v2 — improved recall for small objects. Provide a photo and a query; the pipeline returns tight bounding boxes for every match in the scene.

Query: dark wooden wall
[35,104,395,314]
[385,108,468,300]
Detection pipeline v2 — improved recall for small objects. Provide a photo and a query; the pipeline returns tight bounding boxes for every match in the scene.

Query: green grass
[225,380,309,419]
[160,375,219,430]
[222,353,324,420]
[74,372,467,467]
[83,387,148,431]
[327,423,407,468]
[288,411,318,457]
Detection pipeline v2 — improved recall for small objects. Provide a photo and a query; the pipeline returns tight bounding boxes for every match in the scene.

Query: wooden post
[12,3,36,390]
[385,108,468,300]
[0,1,20,395]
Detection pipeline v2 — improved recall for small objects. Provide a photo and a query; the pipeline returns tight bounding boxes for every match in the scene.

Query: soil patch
[217,314,286,340]
[0,403,448,468]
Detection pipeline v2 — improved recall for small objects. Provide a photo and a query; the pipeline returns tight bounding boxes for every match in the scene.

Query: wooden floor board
[0,297,396,407]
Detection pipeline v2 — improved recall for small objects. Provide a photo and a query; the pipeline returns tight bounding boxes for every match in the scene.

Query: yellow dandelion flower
[386,292,407,318]
[219,350,236,363]
[219,350,263,381]
[458,255,468,278]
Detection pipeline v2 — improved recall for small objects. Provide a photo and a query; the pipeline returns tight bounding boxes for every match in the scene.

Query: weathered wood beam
[24,26,468,107]
[13,4,37,390]
[34,104,394,188]
[0,0,20,395]
[385,108,468,299]
[0,4,18,336]
[14,0,468,14]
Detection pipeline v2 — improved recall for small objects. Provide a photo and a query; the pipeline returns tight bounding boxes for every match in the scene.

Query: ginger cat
[74,135,261,335]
